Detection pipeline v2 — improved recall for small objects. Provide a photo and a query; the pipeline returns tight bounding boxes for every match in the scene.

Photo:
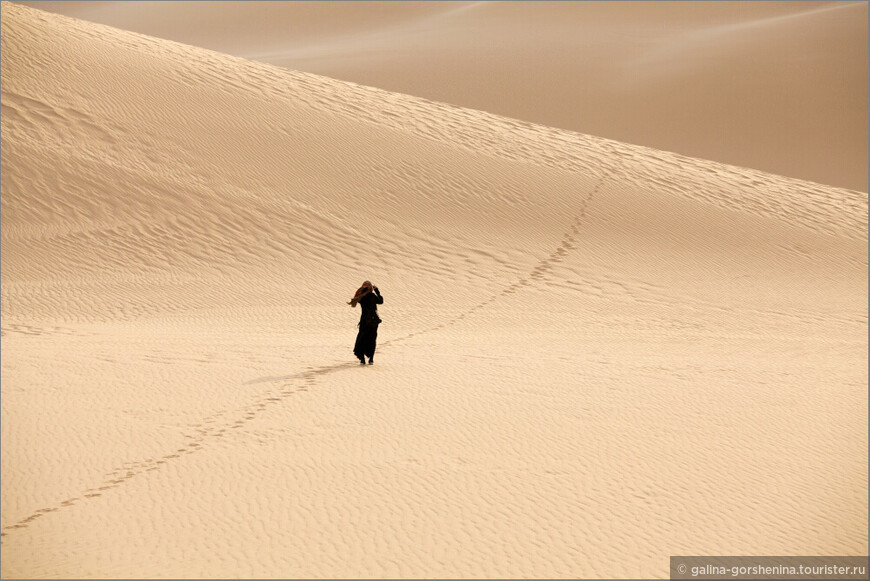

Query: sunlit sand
[1,2,866,578]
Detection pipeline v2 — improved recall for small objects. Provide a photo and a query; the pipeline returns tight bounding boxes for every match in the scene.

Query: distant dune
[1,2,867,578]
[12,0,870,192]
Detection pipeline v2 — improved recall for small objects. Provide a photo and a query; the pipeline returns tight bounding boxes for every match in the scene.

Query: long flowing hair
[348,281,373,307]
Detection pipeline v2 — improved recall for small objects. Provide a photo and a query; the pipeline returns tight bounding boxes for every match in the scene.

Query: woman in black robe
[348,281,383,365]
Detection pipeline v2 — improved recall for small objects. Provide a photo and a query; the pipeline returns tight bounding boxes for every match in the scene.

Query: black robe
[354,288,383,361]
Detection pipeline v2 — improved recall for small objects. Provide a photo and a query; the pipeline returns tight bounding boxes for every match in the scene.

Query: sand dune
[1,2,867,578]
[13,0,870,192]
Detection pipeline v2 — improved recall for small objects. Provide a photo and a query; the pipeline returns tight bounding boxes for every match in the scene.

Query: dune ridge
[13,0,869,192]
[1,2,867,578]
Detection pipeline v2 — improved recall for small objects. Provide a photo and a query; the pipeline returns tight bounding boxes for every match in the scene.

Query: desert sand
[1,1,867,578]
[12,0,870,192]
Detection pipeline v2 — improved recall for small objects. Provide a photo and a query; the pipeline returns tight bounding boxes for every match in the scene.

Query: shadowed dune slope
[1,2,867,578]
[1,2,865,321]
[12,0,870,192]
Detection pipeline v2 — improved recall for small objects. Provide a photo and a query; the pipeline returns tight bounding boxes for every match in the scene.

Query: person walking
[348,280,383,365]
